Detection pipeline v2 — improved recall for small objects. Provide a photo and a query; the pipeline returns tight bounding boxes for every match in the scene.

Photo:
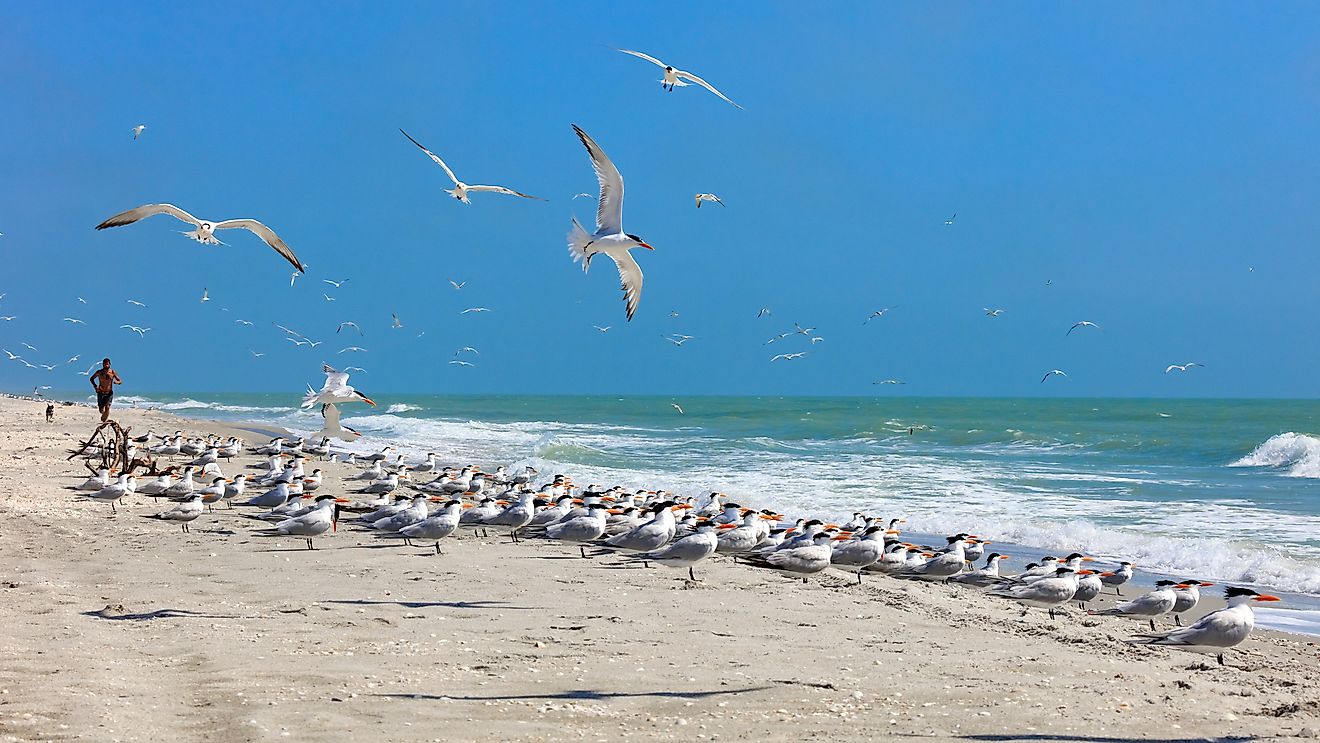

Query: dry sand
[1,397,1318,742]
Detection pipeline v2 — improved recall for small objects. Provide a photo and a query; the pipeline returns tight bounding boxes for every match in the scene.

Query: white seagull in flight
[63,317,85,324]
[771,352,807,362]
[337,321,363,336]
[567,125,655,322]
[864,309,893,323]
[593,325,611,333]
[1041,369,1068,383]
[338,346,367,354]
[323,278,349,288]
[695,193,725,208]
[944,213,957,225]
[449,360,475,367]
[126,299,147,308]
[132,124,146,140]
[200,288,210,303]
[671,402,684,414]
[120,325,150,337]
[448,279,466,290]
[1165,362,1204,374]
[302,363,375,408]
[95,203,305,272]
[391,313,403,329]
[1067,321,1100,336]
[617,49,743,109]
[461,307,491,314]
[399,129,544,204]
[984,308,1005,317]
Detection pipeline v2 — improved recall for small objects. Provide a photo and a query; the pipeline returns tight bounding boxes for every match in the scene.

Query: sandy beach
[1,396,1318,742]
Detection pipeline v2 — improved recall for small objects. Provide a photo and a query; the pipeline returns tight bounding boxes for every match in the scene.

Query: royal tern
[637,520,719,580]
[261,495,346,550]
[75,467,114,491]
[593,325,611,333]
[949,553,1011,587]
[741,532,835,583]
[145,494,203,532]
[461,307,491,314]
[1067,321,1100,336]
[86,475,136,513]
[1091,580,1184,630]
[371,494,432,533]
[896,535,972,581]
[1100,562,1134,595]
[399,128,543,204]
[1041,369,1067,383]
[323,294,336,302]
[984,308,1005,317]
[336,321,363,335]
[545,502,610,557]
[63,317,85,324]
[829,526,891,583]
[95,204,305,272]
[770,353,806,362]
[482,492,538,542]
[864,309,893,323]
[323,278,349,288]
[302,364,376,408]
[617,49,742,109]
[567,125,654,321]
[317,403,361,442]
[944,213,957,225]
[1128,587,1281,665]
[120,325,150,337]
[991,567,1095,619]
[132,124,146,139]
[395,500,467,553]
[1165,362,1204,374]
[1172,580,1214,625]
[694,193,724,208]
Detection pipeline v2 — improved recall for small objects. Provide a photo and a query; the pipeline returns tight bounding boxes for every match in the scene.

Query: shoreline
[2,397,1319,740]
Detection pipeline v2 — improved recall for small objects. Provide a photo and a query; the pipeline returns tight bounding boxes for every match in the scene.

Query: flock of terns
[70,419,1283,669]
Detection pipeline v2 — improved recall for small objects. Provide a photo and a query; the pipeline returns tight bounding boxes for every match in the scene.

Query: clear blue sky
[1,2,1317,398]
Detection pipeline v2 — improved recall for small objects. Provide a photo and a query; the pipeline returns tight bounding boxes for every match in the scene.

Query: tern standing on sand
[567,125,655,321]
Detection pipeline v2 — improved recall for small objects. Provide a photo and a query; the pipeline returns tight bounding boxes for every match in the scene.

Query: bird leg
[1148,619,1156,632]
[1176,615,1183,627]
[688,567,698,581]
[579,545,587,559]
[856,572,863,586]
[306,538,314,550]
[1217,653,1225,666]
[434,542,442,555]
[1049,608,1056,620]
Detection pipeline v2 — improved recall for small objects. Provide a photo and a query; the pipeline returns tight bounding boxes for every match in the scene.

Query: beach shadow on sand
[375,686,774,703]
[325,599,539,610]
[954,735,1256,743]
[83,607,237,621]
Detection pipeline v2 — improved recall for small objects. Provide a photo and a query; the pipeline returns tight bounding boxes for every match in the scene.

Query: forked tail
[567,217,593,273]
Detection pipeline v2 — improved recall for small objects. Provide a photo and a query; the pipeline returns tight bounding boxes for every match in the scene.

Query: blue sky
[1,2,1317,398]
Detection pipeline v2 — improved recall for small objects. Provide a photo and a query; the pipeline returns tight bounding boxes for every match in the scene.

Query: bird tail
[567,217,593,273]
[300,385,318,409]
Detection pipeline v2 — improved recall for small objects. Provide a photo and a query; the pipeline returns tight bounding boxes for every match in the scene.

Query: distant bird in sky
[669,310,679,318]
[337,321,363,335]
[290,272,299,287]
[21,342,38,352]
[2,349,20,360]
[66,355,79,364]
[391,313,403,329]
[984,308,1005,317]
[63,317,85,324]
[37,364,57,371]
[593,325,611,333]
[234,319,254,326]
[455,347,479,356]
[77,297,86,303]
[572,193,592,200]
[1067,321,1100,336]
[287,338,322,348]
[765,333,791,345]
[344,367,366,373]
[79,363,96,376]
[448,279,466,290]
[322,278,349,288]
[0,316,14,322]
[671,402,684,414]
[1165,362,1204,374]
[567,125,654,322]
[1045,279,1053,286]
[810,336,825,344]
[399,129,544,204]
[695,193,724,208]
[1041,369,1068,383]
[944,213,957,225]
[617,49,743,109]
[200,288,209,303]
[873,379,906,385]
[95,203,305,272]
[323,294,336,302]
[771,352,807,362]
[126,299,147,308]
[131,124,146,140]
[449,360,475,367]
[864,309,893,323]
[461,307,491,314]
[250,350,265,358]
[120,325,150,337]
[338,346,367,354]
[794,322,816,336]
[757,308,772,318]
[663,334,694,347]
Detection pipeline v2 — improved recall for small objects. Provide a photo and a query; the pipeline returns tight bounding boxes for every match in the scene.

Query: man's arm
[90,370,102,388]
[111,371,123,385]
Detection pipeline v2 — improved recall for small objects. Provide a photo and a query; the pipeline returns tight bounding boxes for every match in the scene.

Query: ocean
[109,392,1320,628]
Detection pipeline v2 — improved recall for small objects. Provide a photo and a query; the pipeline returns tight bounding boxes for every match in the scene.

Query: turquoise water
[109,393,1320,605]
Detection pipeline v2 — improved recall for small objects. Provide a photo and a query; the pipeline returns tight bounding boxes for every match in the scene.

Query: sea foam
[1230,433,1320,479]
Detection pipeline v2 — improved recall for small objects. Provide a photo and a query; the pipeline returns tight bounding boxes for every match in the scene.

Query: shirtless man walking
[90,358,123,422]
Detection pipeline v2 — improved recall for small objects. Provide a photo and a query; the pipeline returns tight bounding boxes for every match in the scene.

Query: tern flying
[391,313,403,329]
[461,307,491,314]
[449,360,475,367]
[663,334,694,346]
[873,379,906,385]
[95,203,305,272]
[864,309,893,323]
[448,279,466,290]
[126,299,147,307]
[1067,321,1100,336]
[567,125,655,322]
[984,308,1005,317]
[1165,362,1204,374]
[234,319,253,326]
[63,317,85,324]
[250,350,265,358]
[944,213,957,225]
[120,325,150,337]
[593,325,611,333]
[771,352,806,362]
[399,129,543,204]
[338,346,367,354]
[671,403,684,414]
[0,317,14,322]
[757,308,771,318]
[1041,369,1068,383]
[200,288,209,303]
[302,363,375,408]
[323,294,335,302]
[454,347,479,356]
[337,322,363,335]
[132,124,146,140]
[617,49,742,109]
[322,278,349,288]
[694,193,724,208]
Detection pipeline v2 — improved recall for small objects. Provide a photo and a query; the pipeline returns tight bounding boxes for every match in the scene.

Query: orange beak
[638,241,654,250]
[461,503,475,509]
[1077,569,1097,575]
[831,534,852,541]
[1254,594,1282,602]
[363,397,376,406]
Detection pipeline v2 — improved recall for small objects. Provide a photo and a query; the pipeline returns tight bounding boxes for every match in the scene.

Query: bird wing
[675,70,743,109]
[96,203,202,230]
[212,219,305,272]
[572,125,625,234]
[617,48,668,69]
[399,129,460,186]
[321,403,342,430]
[465,184,545,200]
[322,363,349,390]
[603,248,644,321]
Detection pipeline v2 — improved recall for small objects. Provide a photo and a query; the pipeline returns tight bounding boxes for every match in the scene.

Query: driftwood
[66,421,157,475]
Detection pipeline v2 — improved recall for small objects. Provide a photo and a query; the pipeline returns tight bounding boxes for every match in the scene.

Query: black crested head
[1064,552,1086,561]
[1155,580,1177,586]
[803,519,824,527]
[1224,587,1258,599]
[984,552,1003,562]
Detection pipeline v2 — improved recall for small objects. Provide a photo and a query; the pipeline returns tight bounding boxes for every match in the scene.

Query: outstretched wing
[617,48,668,69]
[96,203,202,230]
[572,125,624,234]
[322,363,350,391]
[399,129,460,186]
[465,184,546,200]
[213,219,305,272]
[675,70,743,109]
[604,248,644,322]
